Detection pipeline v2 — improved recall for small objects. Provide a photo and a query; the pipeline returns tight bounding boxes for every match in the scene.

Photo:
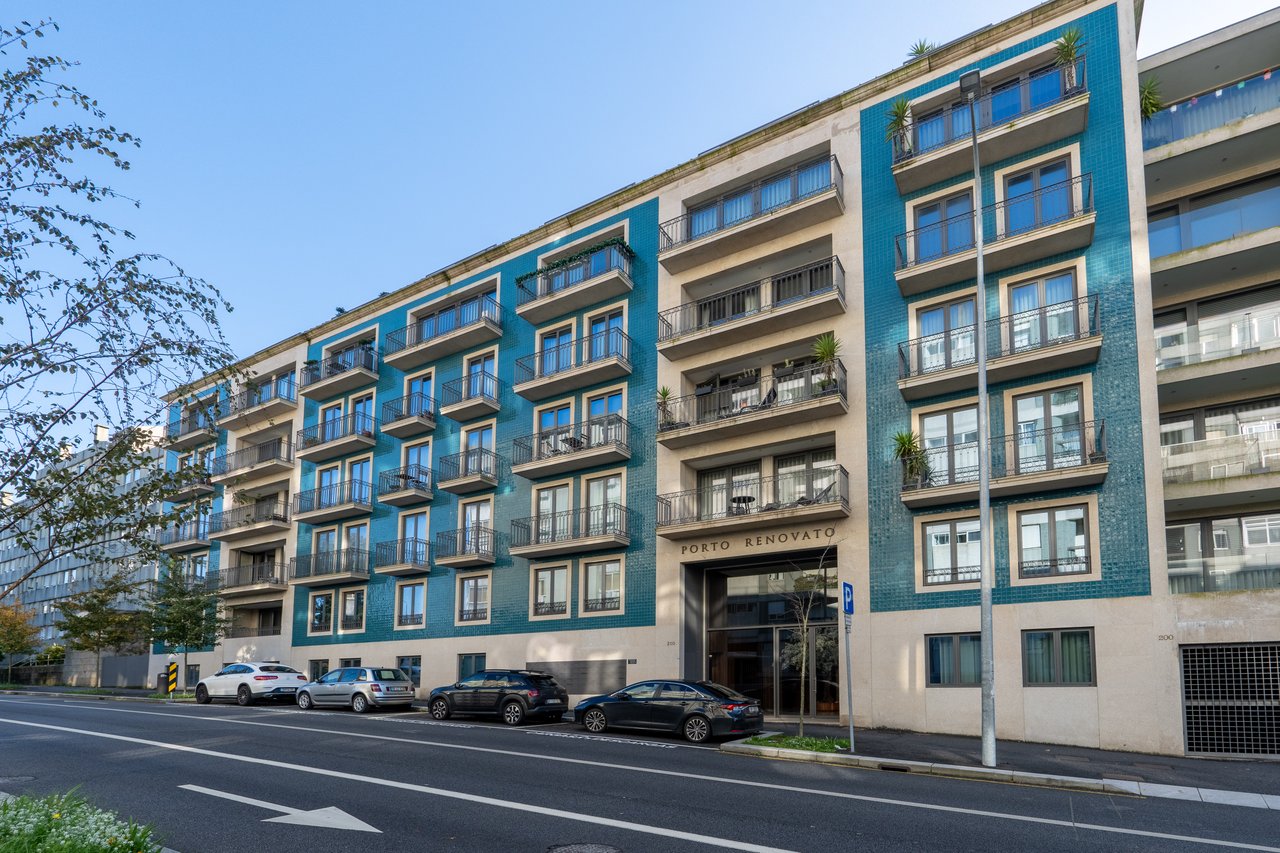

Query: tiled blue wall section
[291,198,660,646]
[859,5,1152,613]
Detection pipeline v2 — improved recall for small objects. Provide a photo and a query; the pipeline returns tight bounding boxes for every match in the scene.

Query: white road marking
[2,702,1279,851]
[0,717,795,853]
[178,784,379,832]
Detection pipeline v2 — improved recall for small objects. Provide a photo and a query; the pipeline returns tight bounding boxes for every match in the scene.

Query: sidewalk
[2,685,158,699]
[755,721,1280,796]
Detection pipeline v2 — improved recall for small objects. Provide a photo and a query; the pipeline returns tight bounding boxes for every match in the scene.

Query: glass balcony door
[1010,270,1078,352]
[1005,159,1071,235]
[463,501,491,553]
[1013,386,1082,474]
[536,485,571,543]
[914,192,974,263]
[918,297,976,372]
[587,474,622,535]
[540,328,573,377]
[921,408,979,485]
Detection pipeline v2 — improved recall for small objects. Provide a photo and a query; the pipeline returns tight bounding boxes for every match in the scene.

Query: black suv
[428,670,569,725]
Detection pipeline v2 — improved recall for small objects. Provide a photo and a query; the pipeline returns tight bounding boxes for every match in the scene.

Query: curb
[719,738,1136,795]
[0,689,188,704]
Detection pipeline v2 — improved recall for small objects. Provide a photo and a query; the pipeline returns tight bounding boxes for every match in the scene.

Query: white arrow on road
[179,784,380,833]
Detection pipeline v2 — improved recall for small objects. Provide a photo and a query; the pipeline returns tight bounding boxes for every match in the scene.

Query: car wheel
[236,685,254,707]
[352,693,370,714]
[296,691,314,711]
[429,698,451,720]
[501,700,525,726]
[682,714,711,743]
[194,685,210,705]
[582,707,607,734]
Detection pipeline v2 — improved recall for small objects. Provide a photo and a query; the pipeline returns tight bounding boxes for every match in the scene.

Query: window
[588,310,624,363]
[309,592,333,634]
[535,484,571,543]
[1003,158,1072,235]
[398,581,425,627]
[913,191,974,262]
[923,519,981,585]
[458,653,486,680]
[687,158,832,240]
[1012,385,1083,473]
[340,589,365,631]
[309,660,329,682]
[462,425,494,476]
[348,458,372,504]
[1022,628,1095,685]
[927,634,981,686]
[351,394,375,433]
[698,462,761,520]
[540,326,574,377]
[583,559,621,612]
[586,473,622,534]
[339,658,362,668]
[184,664,200,689]
[775,448,837,507]
[401,512,429,561]
[1008,270,1079,351]
[1018,505,1089,578]
[397,655,421,687]
[620,681,659,700]
[344,522,369,554]
[465,352,496,400]
[920,407,978,486]
[1168,512,1280,593]
[407,373,433,413]
[459,575,489,621]
[321,404,343,443]
[462,500,492,554]
[916,297,976,373]
[188,554,208,580]
[534,566,568,616]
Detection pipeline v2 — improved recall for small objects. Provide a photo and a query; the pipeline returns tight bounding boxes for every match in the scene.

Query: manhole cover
[0,777,35,784]
[548,845,622,853]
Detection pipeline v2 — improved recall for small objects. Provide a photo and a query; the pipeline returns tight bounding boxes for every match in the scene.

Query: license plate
[746,706,759,715]
[390,687,407,692]
[279,687,296,693]
[544,699,563,704]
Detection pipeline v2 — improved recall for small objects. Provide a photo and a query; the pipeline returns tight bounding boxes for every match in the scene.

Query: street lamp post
[960,68,997,770]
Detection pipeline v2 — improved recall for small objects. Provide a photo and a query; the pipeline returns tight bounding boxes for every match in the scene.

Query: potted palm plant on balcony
[1139,76,1163,121]
[893,430,932,489]
[1053,27,1086,92]
[656,386,676,431]
[811,333,842,395]
[886,97,913,158]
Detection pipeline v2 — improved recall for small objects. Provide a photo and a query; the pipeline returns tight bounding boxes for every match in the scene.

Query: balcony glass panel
[1162,431,1280,484]
[1156,305,1280,370]
[1167,515,1280,593]
[1143,69,1280,149]
[1149,177,1280,260]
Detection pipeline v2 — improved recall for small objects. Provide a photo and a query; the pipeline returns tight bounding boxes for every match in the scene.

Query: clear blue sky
[8,0,1272,359]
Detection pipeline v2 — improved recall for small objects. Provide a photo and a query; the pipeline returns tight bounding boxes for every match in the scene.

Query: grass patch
[0,791,162,852]
[746,734,850,753]
[146,691,195,701]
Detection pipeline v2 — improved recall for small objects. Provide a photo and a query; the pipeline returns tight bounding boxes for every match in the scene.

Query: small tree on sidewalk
[55,565,147,687]
[147,560,229,688]
[0,602,40,683]
[774,535,842,738]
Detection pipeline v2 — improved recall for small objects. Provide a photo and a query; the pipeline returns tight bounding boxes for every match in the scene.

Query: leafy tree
[54,565,147,687]
[147,560,229,688]
[0,19,237,602]
[773,537,842,738]
[0,601,39,682]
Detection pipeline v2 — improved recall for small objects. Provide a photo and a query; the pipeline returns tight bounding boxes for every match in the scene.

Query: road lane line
[1,705,1278,851]
[0,716,795,853]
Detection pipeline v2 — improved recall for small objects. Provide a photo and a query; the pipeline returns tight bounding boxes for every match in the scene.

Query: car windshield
[373,669,406,681]
[698,681,749,700]
[259,665,299,674]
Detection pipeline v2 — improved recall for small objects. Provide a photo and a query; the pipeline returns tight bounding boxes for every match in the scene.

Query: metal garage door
[1181,643,1280,757]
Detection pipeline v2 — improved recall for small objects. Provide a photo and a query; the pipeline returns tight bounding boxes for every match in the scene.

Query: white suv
[195,662,308,706]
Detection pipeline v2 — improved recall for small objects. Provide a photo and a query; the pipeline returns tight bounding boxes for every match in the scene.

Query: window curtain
[928,636,954,684]
[1023,632,1055,683]
[1058,631,1093,683]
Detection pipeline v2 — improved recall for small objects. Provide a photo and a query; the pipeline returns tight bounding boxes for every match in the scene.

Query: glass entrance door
[776,626,839,717]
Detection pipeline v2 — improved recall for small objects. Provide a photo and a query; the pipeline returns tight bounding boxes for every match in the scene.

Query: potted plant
[892,430,932,489]
[774,358,798,380]
[1139,76,1163,121]
[811,333,842,394]
[694,375,719,397]
[886,97,913,158]
[1053,27,1086,91]
[906,39,936,60]
[734,370,760,389]
[656,386,675,430]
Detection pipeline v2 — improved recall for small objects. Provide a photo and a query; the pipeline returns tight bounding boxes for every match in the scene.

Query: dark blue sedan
[573,679,763,743]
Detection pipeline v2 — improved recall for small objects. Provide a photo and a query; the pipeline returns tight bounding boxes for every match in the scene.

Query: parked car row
[196,663,763,743]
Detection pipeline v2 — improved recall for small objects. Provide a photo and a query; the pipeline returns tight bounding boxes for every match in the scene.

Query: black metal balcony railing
[891,59,1087,163]
[382,392,437,425]
[397,611,425,627]
[517,244,632,306]
[385,296,501,355]
[512,413,631,466]
[210,437,293,477]
[296,412,376,451]
[167,406,220,441]
[659,156,843,251]
[658,361,847,432]
[459,606,489,622]
[220,563,287,589]
[1019,557,1090,579]
[340,614,364,631]
[289,548,371,580]
[228,378,296,415]
[378,464,433,496]
[436,527,496,561]
[898,294,1101,379]
[901,420,1107,493]
[894,174,1093,271]
[209,500,289,534]
[438,447,501,483]
[583,595,621,613]
[374,537,432,570]
[441,371,501,409]
[514,328,632,385]
[534,601,567,616]
[300,343,377,388]
[658,256,845,342]
[294,481,373,515]
[925,564,980,586]
[658,467,850,527]
[227,625,283,639]
[511,503,632,548]
[159,520,209,546]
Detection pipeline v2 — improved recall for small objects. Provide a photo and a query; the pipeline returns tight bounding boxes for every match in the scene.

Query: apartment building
[155,0,1276,756]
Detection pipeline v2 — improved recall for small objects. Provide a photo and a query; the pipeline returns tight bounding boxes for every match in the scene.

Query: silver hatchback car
[296,666,416,713]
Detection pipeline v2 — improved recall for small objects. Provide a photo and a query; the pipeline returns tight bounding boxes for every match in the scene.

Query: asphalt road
[0,695,1276,853]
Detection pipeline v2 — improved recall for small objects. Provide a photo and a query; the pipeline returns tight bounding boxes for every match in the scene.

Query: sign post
[841,581,855,754]
[167,661,178,702]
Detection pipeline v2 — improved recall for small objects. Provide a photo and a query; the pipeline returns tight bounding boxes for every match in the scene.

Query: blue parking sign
[842,581,854,615]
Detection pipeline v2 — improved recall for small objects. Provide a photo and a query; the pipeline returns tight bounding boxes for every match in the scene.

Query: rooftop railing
[208,500,289,534]
[296,412,375,452]
[517,244,632,306]
[289,548,371,580]
[902,420,1107,492]
[385,296,501,354]
[658,467,850,527]
[1161,431,1280,484]
[511,503,632,548]
[512,413,631,466]
[1156,305,1280,371]
[300,343,377,388]
[658,361,846,432]
[1143,68,1280,149]
[514,328,632,385]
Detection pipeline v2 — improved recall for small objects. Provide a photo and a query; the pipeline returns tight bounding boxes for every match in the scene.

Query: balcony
[894,175,1095,295]
[158,521,209,553]
[900,420,1108,509]
[897,295,1102,400]
[512,414,631,478]
[381,393,437,440]
[1161,432,1280,513]
[1157,305,1280,406]
[458,605,489,623]
[168,472,214,503]
[439,372,501,421]
[516,243,635,325]
[1169,552,1280,595]
[299,344,378,400]
[383,296,502,370]
[1144,70,1280,194]
[657,257,847,359]
[209,438,293,485]
[657,467,851,540]
[226,625,283,639]
[374,538,433,576]
[437,448,501,494]
[219,379,298,431]
[295,413,376,463]
[208,500,290,542]
[219,564,288,597]
[891,60,1089,194]
[509,503,633,558]
[657,362,847,450]
[292,481,373,525]
[513,328,632,400]
[288,548,371,586]
[658,156,844,273]
[378,464,434,507]
[166,409,220,451]
[435,527,496,569]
